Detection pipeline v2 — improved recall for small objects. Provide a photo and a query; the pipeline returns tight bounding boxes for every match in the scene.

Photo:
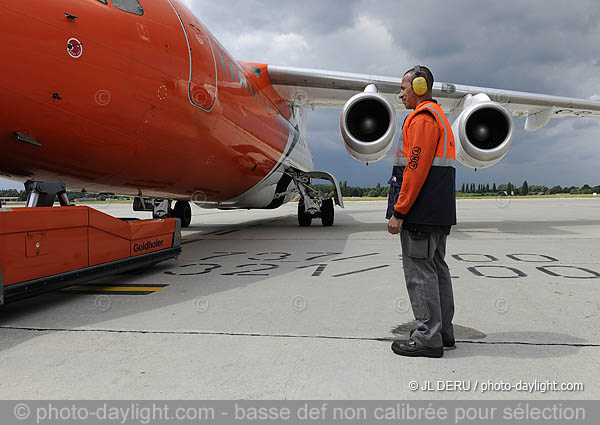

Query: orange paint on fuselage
[0,0,300,202]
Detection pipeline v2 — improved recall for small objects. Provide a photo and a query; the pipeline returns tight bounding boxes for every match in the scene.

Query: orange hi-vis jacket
[389,100,457,227]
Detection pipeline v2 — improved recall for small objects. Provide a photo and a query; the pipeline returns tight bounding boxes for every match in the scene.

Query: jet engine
[340,84,397,163]
[452,93,514,169]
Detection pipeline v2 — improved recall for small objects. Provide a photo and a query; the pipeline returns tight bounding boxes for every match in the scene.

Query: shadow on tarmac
[391,321,587,359]
[1,208,596,360]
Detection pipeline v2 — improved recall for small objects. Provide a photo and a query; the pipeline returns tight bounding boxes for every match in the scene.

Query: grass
[3,195,597,208]
[341,197,387,201]
[342,194,599,201]
[455,194,599,199]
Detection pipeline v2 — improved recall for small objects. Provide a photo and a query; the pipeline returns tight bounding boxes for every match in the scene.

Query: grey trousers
[400,229,455,348]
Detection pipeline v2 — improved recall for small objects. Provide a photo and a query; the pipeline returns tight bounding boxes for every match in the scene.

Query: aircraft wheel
[320,198,334,227]
[298,202,312,227]
[173,200,192,228]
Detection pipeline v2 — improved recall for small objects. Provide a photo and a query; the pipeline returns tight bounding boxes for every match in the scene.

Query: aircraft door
[169,4,218,111]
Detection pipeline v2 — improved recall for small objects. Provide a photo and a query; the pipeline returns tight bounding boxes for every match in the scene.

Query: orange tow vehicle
[0,182,181,305]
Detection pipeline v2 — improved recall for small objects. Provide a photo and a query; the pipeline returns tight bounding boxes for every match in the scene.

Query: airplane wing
[268,65,600,131]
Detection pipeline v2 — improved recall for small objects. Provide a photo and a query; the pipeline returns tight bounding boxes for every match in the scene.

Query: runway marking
[537,265,600,279]
[61,283,168,295]
[467,265,528,278]
[332,264,390,277]
[161,248,600,281]
[452,253,499,262]
[207,229,239,236]
[331,253,379,262]
[248,252,293,261]
[309,264,327,277]
[305,252,342,261]
[221,263,279,276]
[198,251,246,261]
[164,263,221,276]
[182,238,204,245]
[297,263,328,276]
[163,251,389,278]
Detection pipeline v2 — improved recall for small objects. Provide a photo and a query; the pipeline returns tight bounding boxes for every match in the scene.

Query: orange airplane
[2,0,600,228]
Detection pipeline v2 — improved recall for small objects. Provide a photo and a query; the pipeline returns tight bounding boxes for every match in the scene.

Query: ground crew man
[387,65,457,358]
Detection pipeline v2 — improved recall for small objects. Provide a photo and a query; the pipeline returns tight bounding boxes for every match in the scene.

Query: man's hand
[388,216,403,235]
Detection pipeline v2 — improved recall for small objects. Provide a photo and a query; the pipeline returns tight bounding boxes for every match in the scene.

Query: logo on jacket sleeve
[408,146,421,169]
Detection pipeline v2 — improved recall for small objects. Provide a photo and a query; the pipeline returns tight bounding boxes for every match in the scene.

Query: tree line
[314,180,600,198]
[0,189,116,202]
[313,181,391,198]
[2,180,599,201]
[459,181,600,195]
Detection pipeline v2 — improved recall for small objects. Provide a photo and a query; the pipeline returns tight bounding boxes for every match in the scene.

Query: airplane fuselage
[0,0,313,207]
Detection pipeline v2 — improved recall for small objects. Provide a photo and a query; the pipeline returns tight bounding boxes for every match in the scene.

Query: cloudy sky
[185,0,600,189]
[2,0,599,190]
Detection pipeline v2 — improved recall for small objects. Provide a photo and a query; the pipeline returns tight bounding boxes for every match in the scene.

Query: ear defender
[411,65,428,96]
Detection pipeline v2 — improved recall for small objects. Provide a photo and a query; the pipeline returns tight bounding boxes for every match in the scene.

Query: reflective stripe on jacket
[390,100,457,227]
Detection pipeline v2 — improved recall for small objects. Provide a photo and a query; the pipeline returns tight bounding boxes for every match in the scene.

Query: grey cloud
[191,0,359,38]
[331,1,600,100]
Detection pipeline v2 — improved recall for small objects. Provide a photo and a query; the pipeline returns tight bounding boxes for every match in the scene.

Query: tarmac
[0,198,598,399]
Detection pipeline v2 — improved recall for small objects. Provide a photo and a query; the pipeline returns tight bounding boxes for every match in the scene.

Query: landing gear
[296,196,334,227]
[292,172,341,227]
[134,197,192,228]
[24,181,70,207]
[298,201,312,227]
[320,198,334,227]
[172,200,192,228]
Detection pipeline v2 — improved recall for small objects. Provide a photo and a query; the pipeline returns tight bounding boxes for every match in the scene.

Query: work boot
[391,340,443,358]
[410,329,455,349]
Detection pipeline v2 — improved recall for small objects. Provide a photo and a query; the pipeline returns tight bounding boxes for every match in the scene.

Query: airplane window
[217,51,226,71]
[228,62,236,81]
[111,0,144,16]
[97,0,108,4]
[237,71,248,91]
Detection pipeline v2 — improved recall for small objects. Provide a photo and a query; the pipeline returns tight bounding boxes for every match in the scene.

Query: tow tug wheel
[173,200,192,227]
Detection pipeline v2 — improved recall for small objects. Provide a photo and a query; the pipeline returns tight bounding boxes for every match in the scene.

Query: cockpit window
[111,0,144,16]
[96,0,108,4]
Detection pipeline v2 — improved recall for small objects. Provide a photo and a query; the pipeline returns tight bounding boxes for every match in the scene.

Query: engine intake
[452,94,514,169]
[340,84,397,163]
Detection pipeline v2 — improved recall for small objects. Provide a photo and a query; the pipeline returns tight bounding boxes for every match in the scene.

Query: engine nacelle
[452,94,514,169]
[340,84,397,163]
